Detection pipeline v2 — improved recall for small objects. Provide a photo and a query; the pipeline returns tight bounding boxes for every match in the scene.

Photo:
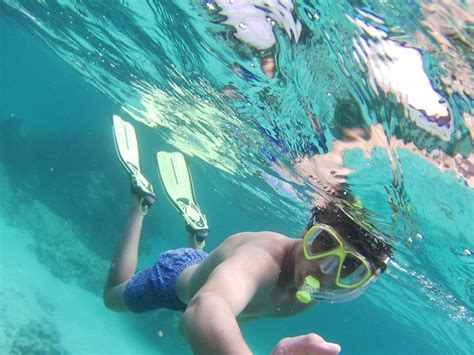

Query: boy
[104,116,391,354]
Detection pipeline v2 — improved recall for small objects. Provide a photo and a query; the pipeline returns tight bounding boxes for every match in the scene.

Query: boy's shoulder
[228,231,291,241]
[221,231,291,252]
[218,231,293,264]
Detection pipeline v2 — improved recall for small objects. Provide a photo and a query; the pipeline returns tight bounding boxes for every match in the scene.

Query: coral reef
[0,285,68,355]
[8,319,68,355]
[20,198,109,295]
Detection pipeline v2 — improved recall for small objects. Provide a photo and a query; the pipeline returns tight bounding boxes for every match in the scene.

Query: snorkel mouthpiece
[296,275,320,304]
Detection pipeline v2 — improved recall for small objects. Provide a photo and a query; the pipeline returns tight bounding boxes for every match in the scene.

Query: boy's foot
[187,226,208,250]
[129,164,156,211]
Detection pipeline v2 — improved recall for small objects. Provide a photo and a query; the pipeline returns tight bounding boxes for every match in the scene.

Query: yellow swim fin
[112,115,155,209]
[156,152,208,246]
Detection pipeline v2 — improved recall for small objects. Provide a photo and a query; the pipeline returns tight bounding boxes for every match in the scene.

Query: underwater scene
[0,0,473,354]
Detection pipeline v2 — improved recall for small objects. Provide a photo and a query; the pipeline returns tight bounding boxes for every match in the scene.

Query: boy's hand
[271,333,341,355]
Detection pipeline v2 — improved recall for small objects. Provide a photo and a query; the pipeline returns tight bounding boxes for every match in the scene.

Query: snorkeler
[104,115,392,354]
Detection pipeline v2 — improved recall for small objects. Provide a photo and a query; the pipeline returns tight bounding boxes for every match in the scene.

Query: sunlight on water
[1,0,473,353]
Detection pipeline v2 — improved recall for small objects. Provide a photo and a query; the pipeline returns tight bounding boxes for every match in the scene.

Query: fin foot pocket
[186,225,208,249]
[189,229,208,250]
[129,165,156,207]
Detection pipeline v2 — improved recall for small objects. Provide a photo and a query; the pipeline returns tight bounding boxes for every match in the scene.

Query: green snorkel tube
[296,275,320,304]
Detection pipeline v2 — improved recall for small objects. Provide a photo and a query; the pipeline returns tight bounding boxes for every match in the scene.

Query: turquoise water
[1,1,473,354]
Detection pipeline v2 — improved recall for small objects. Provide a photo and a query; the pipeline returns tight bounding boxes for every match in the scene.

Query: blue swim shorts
[124,248,208,313]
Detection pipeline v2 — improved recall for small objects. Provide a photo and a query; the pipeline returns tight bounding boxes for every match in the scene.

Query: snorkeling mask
[296,224,379,304]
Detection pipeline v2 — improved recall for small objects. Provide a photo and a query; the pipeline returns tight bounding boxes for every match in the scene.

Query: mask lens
[339,254,370,286]
[308,228,340,255]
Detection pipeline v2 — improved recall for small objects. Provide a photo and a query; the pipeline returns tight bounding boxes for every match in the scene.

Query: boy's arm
[182,249,272,354]
[183,291,251,354]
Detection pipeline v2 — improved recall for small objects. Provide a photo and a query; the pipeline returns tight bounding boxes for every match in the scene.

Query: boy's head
[303,201,392,275]
[294,201,392,304]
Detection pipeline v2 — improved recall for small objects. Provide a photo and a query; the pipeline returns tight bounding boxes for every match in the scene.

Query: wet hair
[304,202,392,273]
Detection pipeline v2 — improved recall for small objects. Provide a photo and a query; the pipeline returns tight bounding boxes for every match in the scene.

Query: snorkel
[295,255,342,304]
[295,257,340,303]
[296,275,320,304]
[295,274,377,304]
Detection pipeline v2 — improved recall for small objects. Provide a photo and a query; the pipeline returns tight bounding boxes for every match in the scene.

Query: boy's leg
[187,232,198,249]
[108,115,157,311]
[103,196,145,311]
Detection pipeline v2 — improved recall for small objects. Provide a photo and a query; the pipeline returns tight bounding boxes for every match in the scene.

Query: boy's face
[294,243,338,288]
[294,245,343,290]
[295,223,374,293]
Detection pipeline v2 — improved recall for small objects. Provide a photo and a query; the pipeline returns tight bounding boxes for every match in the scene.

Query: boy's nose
[319,255,339,275]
